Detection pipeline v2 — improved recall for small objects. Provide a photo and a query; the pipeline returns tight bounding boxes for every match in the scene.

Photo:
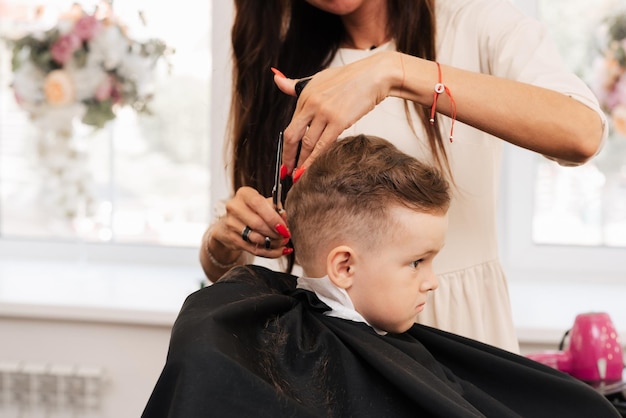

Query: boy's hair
[285,134,450,268]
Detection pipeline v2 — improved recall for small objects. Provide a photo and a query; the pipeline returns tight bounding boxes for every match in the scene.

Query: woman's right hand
[273,51,407,174]
[210,186,292,259]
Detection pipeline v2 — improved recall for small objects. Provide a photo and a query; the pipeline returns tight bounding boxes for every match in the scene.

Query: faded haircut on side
[285,134,450,272]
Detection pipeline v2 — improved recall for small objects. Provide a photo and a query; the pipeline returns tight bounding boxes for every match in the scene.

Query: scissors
[272,131,296,254]
[272,129,302,215]
[272,131,287,214]
[273,78,310,214]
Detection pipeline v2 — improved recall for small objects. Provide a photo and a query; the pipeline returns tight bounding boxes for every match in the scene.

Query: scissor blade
[273,132,284,211]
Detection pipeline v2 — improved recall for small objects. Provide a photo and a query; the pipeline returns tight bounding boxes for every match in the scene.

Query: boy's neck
[296,275,387,336]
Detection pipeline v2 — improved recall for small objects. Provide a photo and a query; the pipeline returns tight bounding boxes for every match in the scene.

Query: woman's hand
[274,51,403,173]
[211,186,292,258]
[201,186,292,282]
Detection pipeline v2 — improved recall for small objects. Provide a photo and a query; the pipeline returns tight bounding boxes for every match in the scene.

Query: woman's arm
[277,51,605,173]
[397,55,604,164]
[199,226,245,283]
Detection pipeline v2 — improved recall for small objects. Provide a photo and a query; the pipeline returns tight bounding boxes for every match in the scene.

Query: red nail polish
[280,164,288,180]
[271,67,286,78]
[275,223,291,239]
[282,247,294,255]
[292,166,306,183]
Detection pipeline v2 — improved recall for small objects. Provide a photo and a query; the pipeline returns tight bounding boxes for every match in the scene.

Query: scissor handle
[295,77,312,98]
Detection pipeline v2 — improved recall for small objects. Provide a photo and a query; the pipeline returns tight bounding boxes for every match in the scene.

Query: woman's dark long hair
[230,0,443,194]
[229,0,443,271]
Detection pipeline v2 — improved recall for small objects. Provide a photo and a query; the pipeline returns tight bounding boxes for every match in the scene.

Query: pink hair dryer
[526,312,624,383]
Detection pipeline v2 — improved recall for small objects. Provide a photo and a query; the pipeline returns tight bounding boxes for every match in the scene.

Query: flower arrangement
[3,4,172,222]
[589,12,626,136]
[6,4,172,131]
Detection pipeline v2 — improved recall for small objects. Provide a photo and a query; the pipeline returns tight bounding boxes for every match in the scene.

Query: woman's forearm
[199,226,245,283]
[390,52,605,165]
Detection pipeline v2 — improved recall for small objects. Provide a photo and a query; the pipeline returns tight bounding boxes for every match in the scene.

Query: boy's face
[346,205,448,334]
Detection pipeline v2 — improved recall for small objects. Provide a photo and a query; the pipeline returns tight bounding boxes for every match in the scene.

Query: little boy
[142,135,619,418]
[286,134,449,335]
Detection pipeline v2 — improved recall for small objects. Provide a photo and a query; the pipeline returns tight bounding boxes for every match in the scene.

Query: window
[531,0,626,248]
[502,0,626,283]
[0,1,231,267]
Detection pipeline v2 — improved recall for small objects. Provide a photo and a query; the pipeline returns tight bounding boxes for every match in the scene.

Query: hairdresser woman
[199,0,606,353]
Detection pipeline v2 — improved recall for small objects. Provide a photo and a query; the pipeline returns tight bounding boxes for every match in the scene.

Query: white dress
[255,0,606,353]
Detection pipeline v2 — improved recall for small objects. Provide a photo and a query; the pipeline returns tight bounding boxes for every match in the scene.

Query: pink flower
[611,104,626,136]
[73,15,101,41]
[589,53,626,113]
[13,90,23,105]
[110,80,122,104]
[50,33,81,65]
[95,75,113,101]
[607,75,626,110]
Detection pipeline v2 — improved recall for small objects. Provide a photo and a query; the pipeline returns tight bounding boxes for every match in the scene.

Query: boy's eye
[411,259,423,269]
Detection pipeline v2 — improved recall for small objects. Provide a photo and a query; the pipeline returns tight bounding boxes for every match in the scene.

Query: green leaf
[81,100,116,129]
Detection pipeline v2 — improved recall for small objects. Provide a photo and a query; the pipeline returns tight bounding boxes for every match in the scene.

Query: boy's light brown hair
[285,134,450,271]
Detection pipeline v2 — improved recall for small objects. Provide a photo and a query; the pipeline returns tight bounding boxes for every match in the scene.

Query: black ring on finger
[241,225,252,243]
[264,237,271,250]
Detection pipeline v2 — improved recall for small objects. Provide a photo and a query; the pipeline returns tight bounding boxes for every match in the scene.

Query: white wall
[0,315,171,418]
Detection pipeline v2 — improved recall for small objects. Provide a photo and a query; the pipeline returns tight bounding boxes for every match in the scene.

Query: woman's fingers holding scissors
[221,187,291,257]
[274,70,344,173]
[273,54,390,173]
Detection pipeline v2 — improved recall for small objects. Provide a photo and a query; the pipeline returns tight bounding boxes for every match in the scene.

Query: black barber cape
[142,265,619,418]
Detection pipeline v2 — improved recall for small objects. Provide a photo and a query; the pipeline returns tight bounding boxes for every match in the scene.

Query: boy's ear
[326,245,356,289]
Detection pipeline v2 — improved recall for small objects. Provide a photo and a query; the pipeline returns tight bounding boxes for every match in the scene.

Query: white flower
[12,62,46,104]
[29,103,86,133]
[56,18,75,35]
[118,53,154,96]
[88,25,129,70]
[65,63,108,102]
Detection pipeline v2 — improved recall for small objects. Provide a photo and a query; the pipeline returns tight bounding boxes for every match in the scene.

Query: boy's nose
[421,268,439,292]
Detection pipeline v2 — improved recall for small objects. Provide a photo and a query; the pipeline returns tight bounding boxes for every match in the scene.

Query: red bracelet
[429,62,457,142]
